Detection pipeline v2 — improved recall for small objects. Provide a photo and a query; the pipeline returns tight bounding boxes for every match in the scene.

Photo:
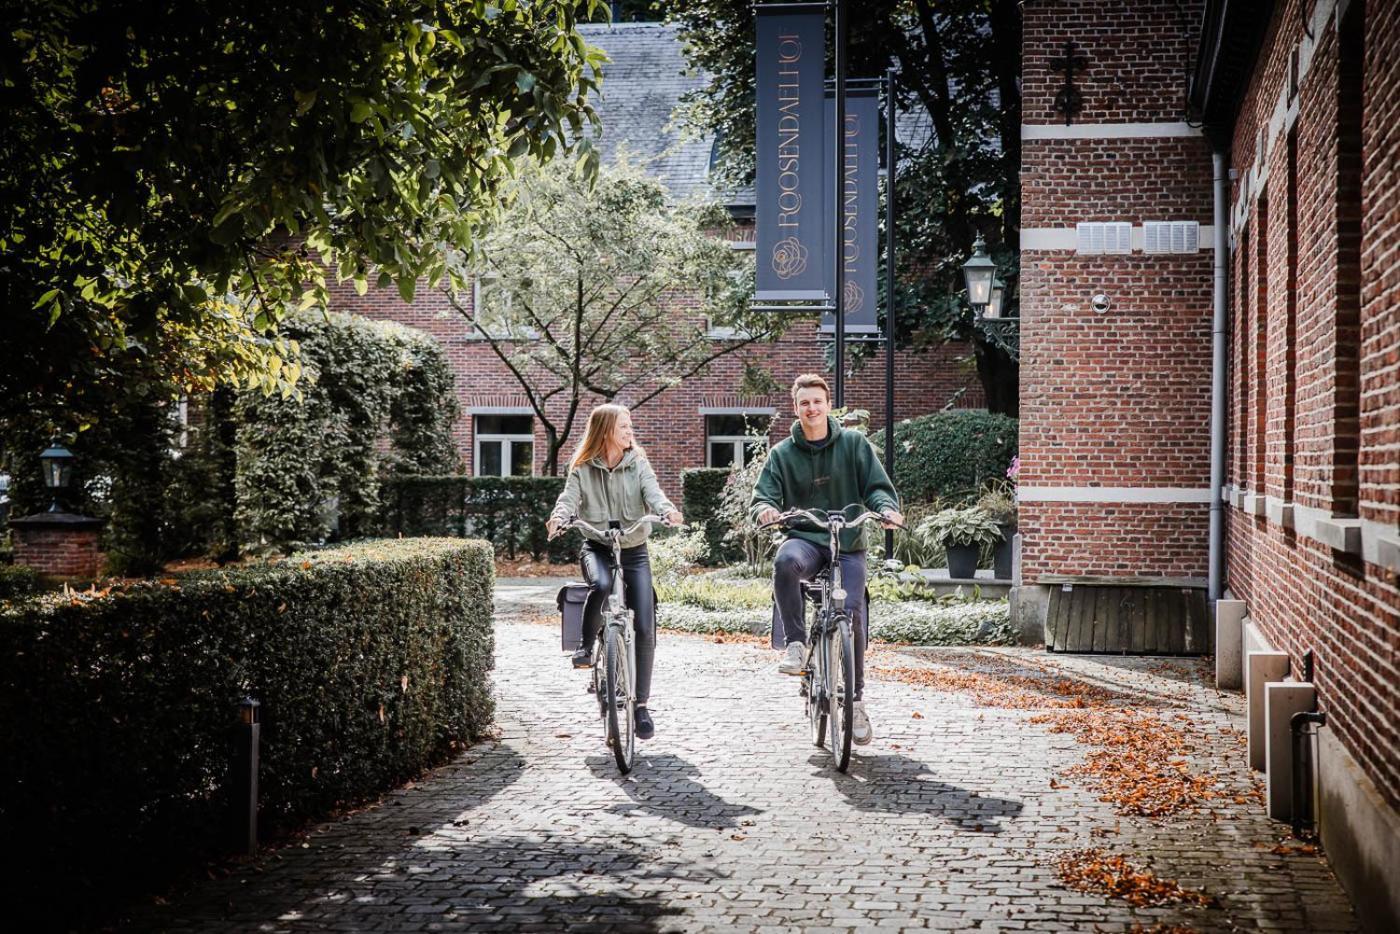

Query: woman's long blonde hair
[569,403,644,470]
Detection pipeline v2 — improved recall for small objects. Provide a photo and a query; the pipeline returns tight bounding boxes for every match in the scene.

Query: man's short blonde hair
[790,373,831,402]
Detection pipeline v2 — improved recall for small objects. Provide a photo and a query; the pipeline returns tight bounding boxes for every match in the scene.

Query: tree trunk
[543,422,562,476]
[989,0,1022,253]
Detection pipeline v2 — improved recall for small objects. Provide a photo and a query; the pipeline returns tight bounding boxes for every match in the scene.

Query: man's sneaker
[571,646,592,669]
[635,706,655,740]
[778,641,806,675]
[851,701,873,745]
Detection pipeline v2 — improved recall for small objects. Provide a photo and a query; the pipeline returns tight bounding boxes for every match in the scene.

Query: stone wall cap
[8,511,105,530]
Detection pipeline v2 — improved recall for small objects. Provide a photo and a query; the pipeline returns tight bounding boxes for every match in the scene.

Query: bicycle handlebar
[551,513,672,541]
[758,507,905,531]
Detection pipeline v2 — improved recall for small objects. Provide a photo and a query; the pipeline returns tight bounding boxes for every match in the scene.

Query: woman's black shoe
[571,646,592,668]
[634,706,654,740]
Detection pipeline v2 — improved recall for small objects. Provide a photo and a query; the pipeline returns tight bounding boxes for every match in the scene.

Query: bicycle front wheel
[828,617,855,772]
[604,627,635,774]
[807,656,826,748]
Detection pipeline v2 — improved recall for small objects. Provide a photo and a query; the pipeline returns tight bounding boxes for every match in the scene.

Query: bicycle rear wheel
[604,627,635,774]
[828,617,855,772]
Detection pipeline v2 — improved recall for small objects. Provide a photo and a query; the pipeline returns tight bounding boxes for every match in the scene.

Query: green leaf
[293,88,318,115]
[350,100,373,123]
[396,276,416,303]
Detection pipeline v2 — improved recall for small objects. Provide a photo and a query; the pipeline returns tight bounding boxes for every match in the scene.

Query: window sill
[1314,516,1363,555]
[460,330,540,343]
[1377,533,1400,572]
[1265,499,1295,529]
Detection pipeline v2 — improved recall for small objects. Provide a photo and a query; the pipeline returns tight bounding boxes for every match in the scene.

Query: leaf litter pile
[870,650,1254,819]
[1054,849,1216,908]
[868,651,1129,709]
[1032,709,1244,818]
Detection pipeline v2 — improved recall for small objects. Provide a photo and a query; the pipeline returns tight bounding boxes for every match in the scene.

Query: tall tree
[666,0,1021,414]
[0,0,608,444]
[445,157,779,474]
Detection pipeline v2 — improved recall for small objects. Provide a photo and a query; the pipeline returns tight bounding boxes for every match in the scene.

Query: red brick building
[336,22,983,494]
[1020,1,1397,926]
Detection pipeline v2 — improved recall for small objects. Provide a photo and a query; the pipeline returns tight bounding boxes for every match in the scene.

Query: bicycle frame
[554,513,667,773]
[761,505,898,770]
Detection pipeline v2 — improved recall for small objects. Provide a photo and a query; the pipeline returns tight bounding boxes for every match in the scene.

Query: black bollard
[231,696,261,856]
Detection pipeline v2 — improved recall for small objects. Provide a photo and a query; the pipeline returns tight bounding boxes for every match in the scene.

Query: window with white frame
[474,414,534,476]
[705,412,771,468]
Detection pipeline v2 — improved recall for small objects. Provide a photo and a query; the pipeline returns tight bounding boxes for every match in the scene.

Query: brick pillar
[9,513,105,579]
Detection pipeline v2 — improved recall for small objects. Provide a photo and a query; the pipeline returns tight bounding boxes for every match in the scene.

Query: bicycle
[761,506,899,773]
[552,513,670,775]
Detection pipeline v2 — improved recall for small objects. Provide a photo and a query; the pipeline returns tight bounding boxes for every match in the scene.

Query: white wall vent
[1076,222,1133,255]
[1143,221,1200,254]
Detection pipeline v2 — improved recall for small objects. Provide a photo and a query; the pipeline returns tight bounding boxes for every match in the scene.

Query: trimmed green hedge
[0,538,494,923]
[681,467,737,565]
[0,562,40,601]
[870,410,1018,503]
[380,474,580,562]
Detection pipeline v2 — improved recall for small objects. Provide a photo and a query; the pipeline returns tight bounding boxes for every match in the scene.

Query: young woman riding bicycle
[547,404,683,741]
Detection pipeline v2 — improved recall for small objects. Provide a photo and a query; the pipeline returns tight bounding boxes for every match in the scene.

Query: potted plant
[916,506,1003,580]
[977,481,1017,581]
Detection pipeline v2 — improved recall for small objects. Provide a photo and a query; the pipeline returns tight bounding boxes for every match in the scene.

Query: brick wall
[1022,0,1205,124]
[1220,0,1400,809]
[13,525,103,578]
[1020,0,1215,582]
[324,239,983,498]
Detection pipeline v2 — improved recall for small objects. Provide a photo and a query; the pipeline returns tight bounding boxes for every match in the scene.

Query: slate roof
[578,22,942,209]
[579,22,732,205]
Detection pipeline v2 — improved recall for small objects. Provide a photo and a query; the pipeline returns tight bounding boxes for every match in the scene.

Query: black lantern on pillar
[961,235,996,314]
[40,441,74,512]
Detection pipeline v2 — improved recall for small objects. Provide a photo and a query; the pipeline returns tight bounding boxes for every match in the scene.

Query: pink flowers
[1007,455,1020,481]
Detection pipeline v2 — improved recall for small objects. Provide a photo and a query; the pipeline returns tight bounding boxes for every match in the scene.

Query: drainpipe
[1209,150,1229,602]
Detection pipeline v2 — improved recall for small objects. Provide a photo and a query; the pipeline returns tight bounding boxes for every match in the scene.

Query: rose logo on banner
[772,236,809,279]
[844,279,864,315]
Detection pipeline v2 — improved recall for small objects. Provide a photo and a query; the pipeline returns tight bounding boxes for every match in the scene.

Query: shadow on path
[119,741,708,933]
[588,752,764,830]
[811,752,1023,834]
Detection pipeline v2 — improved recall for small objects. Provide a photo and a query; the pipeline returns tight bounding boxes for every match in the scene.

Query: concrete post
[1265,682,1315,819]
[1215,599,1246,690]
[1246,651,1290,770]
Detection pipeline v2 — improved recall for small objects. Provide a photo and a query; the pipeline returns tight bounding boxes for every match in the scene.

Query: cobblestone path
[127,578,1357,932]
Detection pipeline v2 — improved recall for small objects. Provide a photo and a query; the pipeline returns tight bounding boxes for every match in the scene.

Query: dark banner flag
[754,6,827,305]
[822,87,880,338]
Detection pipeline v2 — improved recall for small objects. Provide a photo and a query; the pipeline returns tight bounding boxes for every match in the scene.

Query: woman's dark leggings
[580,541,656,704]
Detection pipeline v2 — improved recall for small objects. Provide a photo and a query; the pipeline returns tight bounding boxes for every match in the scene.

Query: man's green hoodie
[749,416,900,552]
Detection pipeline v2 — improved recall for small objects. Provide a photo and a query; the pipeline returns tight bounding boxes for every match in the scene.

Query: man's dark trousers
[771,537,869,701]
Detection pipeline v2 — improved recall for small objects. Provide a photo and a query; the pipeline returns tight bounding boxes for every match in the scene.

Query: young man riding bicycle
[751,374,904,746]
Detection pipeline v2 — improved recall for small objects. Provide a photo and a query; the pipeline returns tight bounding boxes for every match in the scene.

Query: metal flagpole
[832,0,846,407]
[884,67,897,558]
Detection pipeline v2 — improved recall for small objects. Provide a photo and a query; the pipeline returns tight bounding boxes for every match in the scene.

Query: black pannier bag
[557,582,590,651]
